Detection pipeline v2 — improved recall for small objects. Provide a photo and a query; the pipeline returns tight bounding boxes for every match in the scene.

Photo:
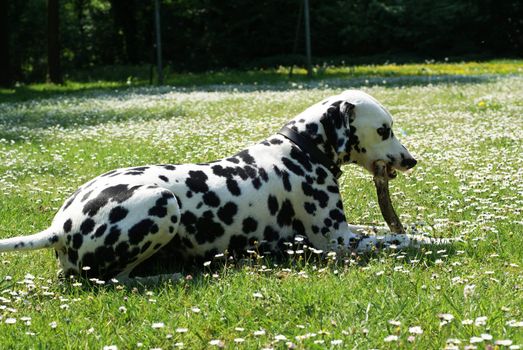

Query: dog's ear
[340,101,356,124]
[320,101,345,151]
[321,101,343,128]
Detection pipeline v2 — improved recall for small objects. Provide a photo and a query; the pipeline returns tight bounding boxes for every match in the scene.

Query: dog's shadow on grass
[58,239,464,294]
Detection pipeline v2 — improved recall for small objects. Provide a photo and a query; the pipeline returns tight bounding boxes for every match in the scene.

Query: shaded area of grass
[1,59,521,103]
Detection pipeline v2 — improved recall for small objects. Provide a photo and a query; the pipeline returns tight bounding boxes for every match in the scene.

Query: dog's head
[293,90,417,178]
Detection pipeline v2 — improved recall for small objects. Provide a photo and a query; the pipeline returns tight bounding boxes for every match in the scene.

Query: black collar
[277,126,342,179]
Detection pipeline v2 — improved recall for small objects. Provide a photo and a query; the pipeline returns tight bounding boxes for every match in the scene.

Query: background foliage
[3,0,523,82]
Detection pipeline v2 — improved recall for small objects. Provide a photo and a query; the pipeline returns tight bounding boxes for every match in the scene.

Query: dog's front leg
[344,224,456,252]
[321,223,409,253]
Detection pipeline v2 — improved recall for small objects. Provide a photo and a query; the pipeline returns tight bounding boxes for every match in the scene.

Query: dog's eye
[377,126,391,140]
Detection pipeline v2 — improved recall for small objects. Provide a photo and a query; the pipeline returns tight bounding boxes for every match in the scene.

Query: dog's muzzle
[401,158,417,170]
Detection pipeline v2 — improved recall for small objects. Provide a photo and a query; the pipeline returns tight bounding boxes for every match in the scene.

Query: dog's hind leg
[58,186,182,281]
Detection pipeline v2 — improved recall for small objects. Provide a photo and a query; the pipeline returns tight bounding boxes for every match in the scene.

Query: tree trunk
[0,0,12,87]
[110,0,139,64]
[48,0,63,84]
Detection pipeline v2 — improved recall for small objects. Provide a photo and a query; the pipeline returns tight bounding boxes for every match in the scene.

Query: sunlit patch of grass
[324,59,523,78]
[0,71,522,348]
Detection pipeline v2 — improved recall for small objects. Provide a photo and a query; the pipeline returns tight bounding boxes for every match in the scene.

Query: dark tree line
[1,0,522,86]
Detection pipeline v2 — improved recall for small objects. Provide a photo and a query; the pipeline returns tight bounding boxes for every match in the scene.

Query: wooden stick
[373,160,405,234]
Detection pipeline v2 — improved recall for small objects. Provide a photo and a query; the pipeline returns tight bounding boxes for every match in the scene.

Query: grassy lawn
[0,62,522,349]
[1,59,522,103]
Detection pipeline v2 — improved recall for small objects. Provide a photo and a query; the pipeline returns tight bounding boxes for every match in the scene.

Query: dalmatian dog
[0,90,449,281]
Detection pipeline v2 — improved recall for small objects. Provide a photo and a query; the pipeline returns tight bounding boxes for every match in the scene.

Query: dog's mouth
[373,161,397,179]
[387,164,397,179]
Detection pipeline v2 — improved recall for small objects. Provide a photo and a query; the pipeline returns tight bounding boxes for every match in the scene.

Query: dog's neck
[284,102,354,168]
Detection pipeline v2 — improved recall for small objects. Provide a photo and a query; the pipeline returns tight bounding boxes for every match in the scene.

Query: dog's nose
[401,158,417,169]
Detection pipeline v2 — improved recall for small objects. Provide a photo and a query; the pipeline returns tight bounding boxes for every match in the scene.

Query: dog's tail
[0,229,60,253]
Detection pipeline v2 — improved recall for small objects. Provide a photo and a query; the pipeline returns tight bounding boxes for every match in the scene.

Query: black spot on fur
[203,191,221,207]
[305,123,318,135]
[226,157,240,164]
[226,179,241,196]
[290,147,312,172]
[242,217,258,233]
[292,219,306,235]
[80,218,95,235]
[94,224,107,237]
[185,170,209,193]
[264,226,280,242]
[83,184,140,217]
[304,202,316,214]
[212,165,236,178]
[149,204,168,217]
[109,206,128,223]
[217,202,238,225]
[129,166,149,172]
[301,182,329,208]
[345,125,361,155]
[195,211,225,244]
[63,219,72,233]
[148,191,174,218]
[228,235,248,255]
[315,167,328,184]
[282,171,292,191]
[252,177,262,189]
[234,167,248,180]
[105,226,121,245]
[267,195,279,215]
[141,241,152,253]
[277,199,295,227]
[68,248,78,265]
[258,168,269,182]
[237,150,256,165]
[282,157,305,176]
[327,185,338,193]
[95,245,115,263]
[112,242,128,264]
[181,211,197,226]
[377,124,391,140]
[159,175,169,182]
[329,209,345,223]
[81,190,93,202]
[128,219,155,245]
[72,234,83,249]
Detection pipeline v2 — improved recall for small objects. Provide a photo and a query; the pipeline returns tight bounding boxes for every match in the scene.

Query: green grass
[0,63,522,349]
[1,59,522,103]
